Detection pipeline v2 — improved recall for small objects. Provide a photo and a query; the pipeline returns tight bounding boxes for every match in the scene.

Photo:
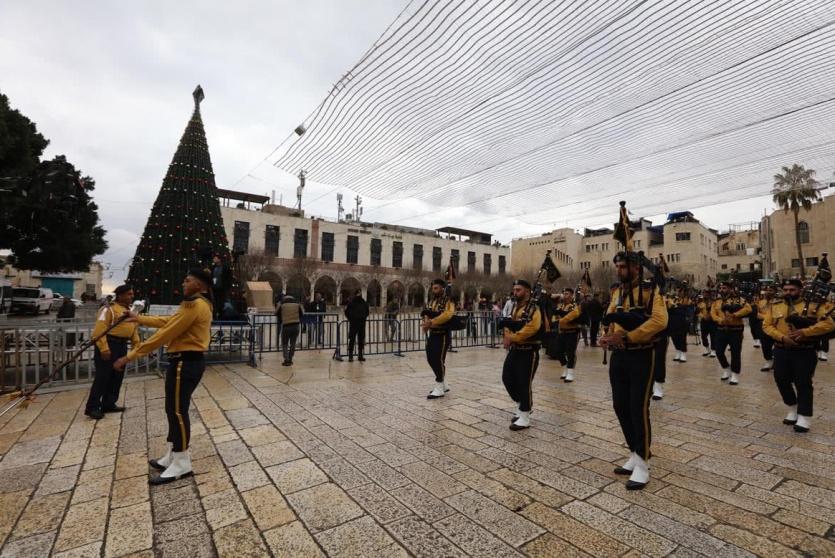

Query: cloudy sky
[1,1,795,289]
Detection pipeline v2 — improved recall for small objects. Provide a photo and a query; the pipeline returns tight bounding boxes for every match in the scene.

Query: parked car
[11,287,54,315]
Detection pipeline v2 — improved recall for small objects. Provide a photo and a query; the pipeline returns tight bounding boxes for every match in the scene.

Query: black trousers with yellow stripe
[426,330,450,382]
[165,354,205,452]
[502,346,540,412]
[609,348,655,460]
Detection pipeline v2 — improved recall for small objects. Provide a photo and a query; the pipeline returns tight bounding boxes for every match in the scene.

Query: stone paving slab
[1,341,834,556]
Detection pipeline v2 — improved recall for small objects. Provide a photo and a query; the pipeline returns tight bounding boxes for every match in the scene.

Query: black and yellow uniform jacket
[505,299,542,345]
[556,301,582,332]
[93,303,140,353]
[697,300,712,322]
[604,283,668,345]
[710,297,752,328]
[762,300,835,346]
[126,294,213,360]
[426,298,455,330]
[756,297,775,318]
[666,295,692,311]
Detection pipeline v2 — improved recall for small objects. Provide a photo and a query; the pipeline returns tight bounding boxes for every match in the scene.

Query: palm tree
[772,164,821,278]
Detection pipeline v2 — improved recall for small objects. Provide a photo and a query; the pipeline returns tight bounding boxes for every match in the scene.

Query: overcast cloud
[1,1,784,289]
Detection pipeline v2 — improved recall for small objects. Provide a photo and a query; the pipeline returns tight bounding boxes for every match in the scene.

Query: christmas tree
[127,85,230,305]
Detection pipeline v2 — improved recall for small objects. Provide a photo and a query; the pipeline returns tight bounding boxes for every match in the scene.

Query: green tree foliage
[0,92,107,272]
[772,164,821,279]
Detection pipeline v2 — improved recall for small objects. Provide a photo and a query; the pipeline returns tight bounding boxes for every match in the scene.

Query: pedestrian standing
[276,295,303,366]
[345,290,369,362]
[85,285,140,419]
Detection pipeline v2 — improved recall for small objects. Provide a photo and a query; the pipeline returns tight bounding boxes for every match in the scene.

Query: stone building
[511,211,720,287]
[760,193,835,279]
[0,258,103,299]
[717,225,761,279]
[218,190,510,308]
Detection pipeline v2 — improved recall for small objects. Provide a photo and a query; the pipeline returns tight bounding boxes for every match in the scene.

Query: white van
[11,287,54,315]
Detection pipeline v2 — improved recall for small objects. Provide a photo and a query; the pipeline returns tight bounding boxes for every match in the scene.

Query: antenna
[354,195,362,223]
[296,170,306,210]
[336,193,344,222]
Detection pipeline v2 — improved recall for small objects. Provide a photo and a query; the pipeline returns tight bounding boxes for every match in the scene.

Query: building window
[736,242,745,251]
[347,235,359,264]
[749,263,755,271]
[797,221,810,244]
[433,247,442,272]
[451,249,460,272]
[483,253,492,275]
[791,258,802,268]
[233,221,250,253]
[413,244,423,270]
[321,232,334,262]
[467,251,476,273]
[806,257,819,267]
[585,245,591,253]
[721,264,727,270]
[265,225,279,256]
[499,255,506,274]
[293,229,308,258]
[370,239,382,266]
[675,232,691,242]
[392,241,403,268]
[85,283,96,296]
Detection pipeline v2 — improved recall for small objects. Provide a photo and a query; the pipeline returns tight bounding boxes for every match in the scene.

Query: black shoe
[85,409,104,420]
[613,466,633,475]
[149,459,167,470]
[782,418,797,425]
[358,356,366,362]
[103,405,126,413]
[281,361,291,366]
[793,424,809,433]
[348,356,353,362]
[509,422,530,431]
[148,471,193,485]
[626,480,647,490]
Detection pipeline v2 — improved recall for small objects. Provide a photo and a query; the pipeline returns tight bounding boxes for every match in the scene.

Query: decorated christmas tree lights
[127,86,231,305]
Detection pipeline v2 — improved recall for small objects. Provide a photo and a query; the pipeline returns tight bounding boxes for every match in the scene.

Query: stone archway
[386,280,405,305]
[340,276,361,305]
[367,279,382,308]
[286,274,311,301]
[313,275,337,306]
[407,282,425,308]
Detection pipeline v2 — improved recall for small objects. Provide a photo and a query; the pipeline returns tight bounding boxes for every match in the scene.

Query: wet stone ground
[1,339,834,557]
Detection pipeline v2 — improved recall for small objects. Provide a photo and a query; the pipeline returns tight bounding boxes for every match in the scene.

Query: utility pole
[337,193,344,222]
[354,195,362,223]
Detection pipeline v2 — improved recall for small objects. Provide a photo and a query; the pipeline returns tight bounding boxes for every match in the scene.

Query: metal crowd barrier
[0,323,163,392]
[329,310,501,361]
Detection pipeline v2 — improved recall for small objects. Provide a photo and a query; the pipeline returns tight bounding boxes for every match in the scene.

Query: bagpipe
[1,300,146,419]
[786,256,833,330]
[498,250,559,333]
[421,256,468,330]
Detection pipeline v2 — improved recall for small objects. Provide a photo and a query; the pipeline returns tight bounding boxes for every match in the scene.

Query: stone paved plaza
[1,339,834,557]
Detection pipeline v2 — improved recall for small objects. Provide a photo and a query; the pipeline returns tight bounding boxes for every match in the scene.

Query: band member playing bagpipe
[698,278,718,357]
[762,274,834,433]
[650,257,670,401]
[816,253,831,362]
[599,202,668,490]
[501,251,559,430]
[555,288,582,382]
[113,269,213,484]
[757,283,778,371]
[668,281,693,363]
[710,280,752,385]
[421,259,457,399]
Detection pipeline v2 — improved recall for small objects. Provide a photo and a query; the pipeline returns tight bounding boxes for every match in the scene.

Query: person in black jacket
[210,255,233,319]
[344,290,369,362]
[584,293,604,347]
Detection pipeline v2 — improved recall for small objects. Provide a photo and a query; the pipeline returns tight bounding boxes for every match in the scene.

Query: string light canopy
[273,0,835,225]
